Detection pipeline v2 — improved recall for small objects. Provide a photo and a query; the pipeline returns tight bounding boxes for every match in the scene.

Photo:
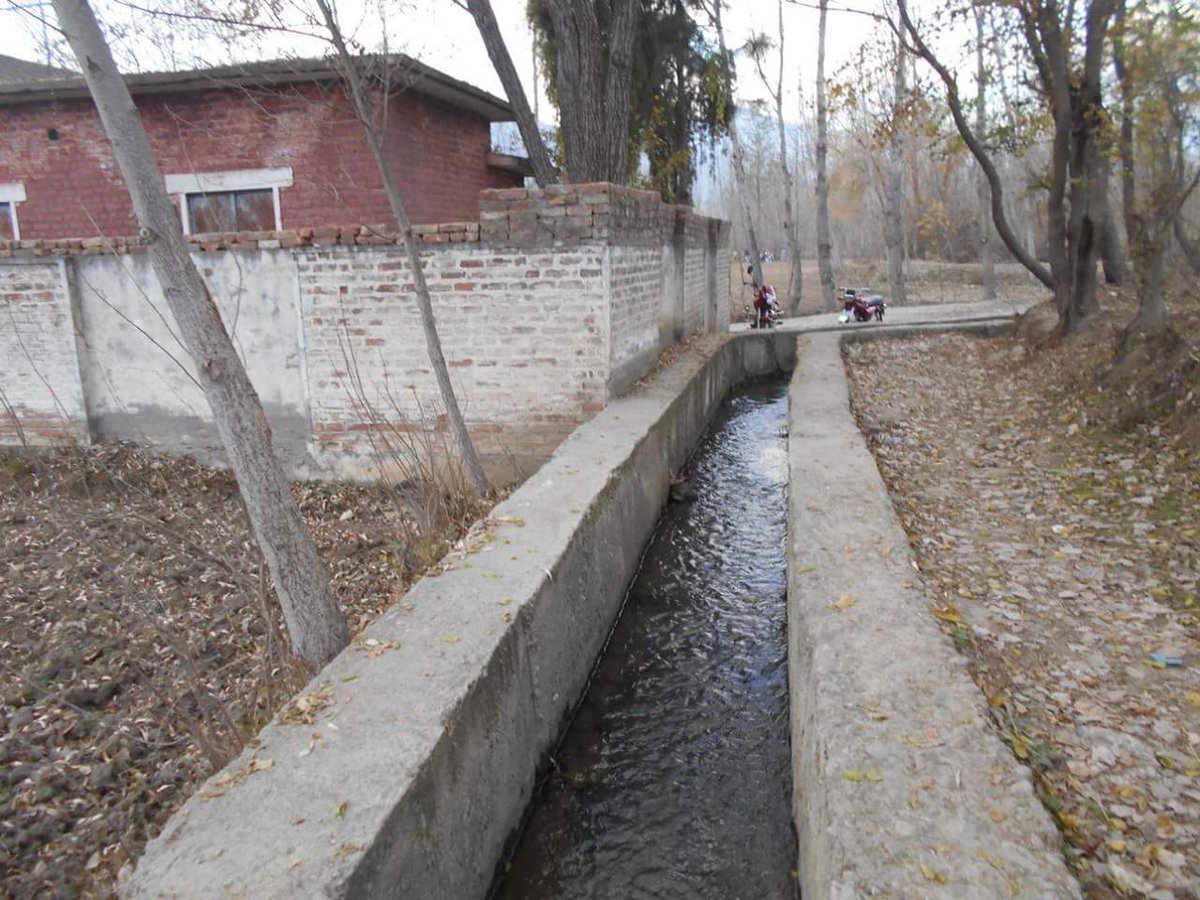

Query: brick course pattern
[0,84,519,240]
[298,243,609,470]
[0,261,87,444]
[609,244,664,378]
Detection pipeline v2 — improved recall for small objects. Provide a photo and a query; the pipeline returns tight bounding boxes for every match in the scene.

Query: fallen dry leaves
[0,444,483,897]
[846,326,1199,898]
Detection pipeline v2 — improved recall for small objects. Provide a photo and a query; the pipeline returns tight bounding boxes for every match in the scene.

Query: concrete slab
[731,296,1037,336]
[786,330,1080,899]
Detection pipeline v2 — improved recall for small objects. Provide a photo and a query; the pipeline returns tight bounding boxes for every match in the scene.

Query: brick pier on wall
[0,184,730,481]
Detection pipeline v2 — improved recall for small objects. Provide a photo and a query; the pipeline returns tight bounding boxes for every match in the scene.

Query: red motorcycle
[742,265,781,328]
[837,287,886,323]
[750,280,781,329]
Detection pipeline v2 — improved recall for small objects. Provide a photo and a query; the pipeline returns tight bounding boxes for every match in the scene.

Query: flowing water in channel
[494,379,796,900]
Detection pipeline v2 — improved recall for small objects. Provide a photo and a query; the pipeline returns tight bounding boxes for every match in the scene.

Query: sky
[0,0,928,212]
[0,1,900,114]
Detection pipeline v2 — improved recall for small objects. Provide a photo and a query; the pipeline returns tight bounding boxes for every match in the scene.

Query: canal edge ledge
[786,322,1083,898]
[123,332,794,899]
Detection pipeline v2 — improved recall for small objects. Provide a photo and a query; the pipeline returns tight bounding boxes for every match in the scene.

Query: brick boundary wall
[0,185,729,481]
[0,222,481,258]
[0,258,89,446]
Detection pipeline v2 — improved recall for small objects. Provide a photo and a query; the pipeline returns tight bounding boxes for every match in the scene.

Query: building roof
[0,54,77,85]
[0,54,515,121]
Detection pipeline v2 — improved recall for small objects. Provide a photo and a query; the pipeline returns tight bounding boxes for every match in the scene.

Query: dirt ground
[845,303,1200,897]
[0,446,486,897]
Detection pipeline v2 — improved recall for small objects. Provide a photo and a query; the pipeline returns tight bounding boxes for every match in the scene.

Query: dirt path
[728,257,1047,319]
[845,331,1199,898]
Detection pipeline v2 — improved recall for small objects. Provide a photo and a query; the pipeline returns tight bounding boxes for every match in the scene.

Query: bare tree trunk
[815,0,836,312]
[884,31,907,306]
[51,0,348,670]
[601,0,639,182]
[898,0,1053,290]
[314,0,489,494]
[1061,0,1115,331]
[1175,215,1200,273]
[773,0,801,314]
[544,0,639,183]
[464,0,556,186]
[710,0,762,288]
[973,8,996,301]
[1113,0,1165,345]
[1099,191,1126,284]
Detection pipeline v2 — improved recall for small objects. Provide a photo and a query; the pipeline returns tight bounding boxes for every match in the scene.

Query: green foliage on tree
[529,0,732,202]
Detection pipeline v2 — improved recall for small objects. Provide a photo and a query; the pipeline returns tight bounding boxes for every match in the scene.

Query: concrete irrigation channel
[128,304,1080,899]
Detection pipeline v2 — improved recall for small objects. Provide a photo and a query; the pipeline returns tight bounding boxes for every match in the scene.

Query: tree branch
[897,0,1055,288]
[460,0,557,187]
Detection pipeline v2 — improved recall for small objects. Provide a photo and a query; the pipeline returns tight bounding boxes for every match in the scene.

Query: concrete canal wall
[786,328,1079,898]
[128,313,1077,899]
[125,332,793,898]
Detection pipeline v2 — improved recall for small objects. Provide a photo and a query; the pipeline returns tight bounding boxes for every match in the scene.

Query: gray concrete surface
[731,296,1036,336]
[128,299,1075,899]
[73,250,317,471]
[787,328,1081,899]
[125,333,789,899]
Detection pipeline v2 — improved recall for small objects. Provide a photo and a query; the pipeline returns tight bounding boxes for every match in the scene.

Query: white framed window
[0,183,26,241]
[164,167,293,234]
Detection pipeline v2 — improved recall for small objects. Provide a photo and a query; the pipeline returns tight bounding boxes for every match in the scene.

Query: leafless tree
[747,1,801,314]
[456,0,556,187]
[882,27,907,306]
[1112,0,1200,344]
[973,7,996,301]
[311,0,489,494]
[50,0,349,670]
[814,0,836,312]
[899,0,1117,336]
[704,0,763,288]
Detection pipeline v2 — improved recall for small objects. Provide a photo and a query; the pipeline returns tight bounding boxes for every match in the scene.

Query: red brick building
[0,55,528,241]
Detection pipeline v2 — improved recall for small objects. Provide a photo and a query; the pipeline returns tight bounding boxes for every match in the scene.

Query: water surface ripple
[495,379,796,900]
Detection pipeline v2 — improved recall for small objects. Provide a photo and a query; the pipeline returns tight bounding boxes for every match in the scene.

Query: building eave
[487,152,534,178]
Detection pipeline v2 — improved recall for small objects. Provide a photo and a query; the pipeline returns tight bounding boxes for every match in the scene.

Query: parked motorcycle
[837,287,886,324]
[746,298,781,329]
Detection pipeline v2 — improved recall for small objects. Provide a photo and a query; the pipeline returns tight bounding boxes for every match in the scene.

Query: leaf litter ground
[845,321,1199,899]
[0,445,488,897]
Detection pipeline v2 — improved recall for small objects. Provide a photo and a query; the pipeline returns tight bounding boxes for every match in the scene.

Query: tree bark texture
[1062,0,1115,331]
[544,0,639,183]
[1022,0,1115,333]
[973,9,996,302]
[815,0,836,312]
[884,32,908,307]
[51,0,349,670]
[1113,0,1165,340]
[314,0,490,495]
[1175,215,1200,273]
[466,0,557,186]
[1099,191,1127,285]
